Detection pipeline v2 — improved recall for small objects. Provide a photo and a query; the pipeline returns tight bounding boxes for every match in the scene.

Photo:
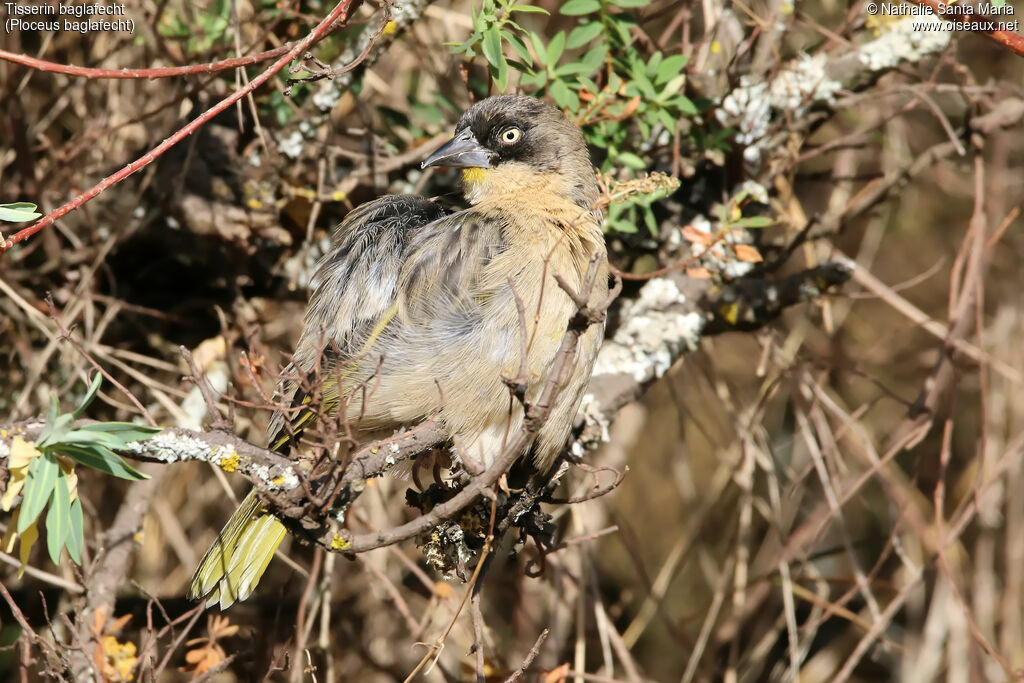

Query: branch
[0,0,362,254]
[0,43,299,80]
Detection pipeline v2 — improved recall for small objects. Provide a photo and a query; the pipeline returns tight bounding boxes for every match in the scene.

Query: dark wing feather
[267,195,448,453]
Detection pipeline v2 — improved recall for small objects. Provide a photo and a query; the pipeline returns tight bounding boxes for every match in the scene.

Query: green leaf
[0,202,42,223]
[546,31,566,70]
[560,0,600,15]
[548,79,579,110]
[519,70,547,88]
[76,422,162,443]
[501,30,533,64]
[655,54,688,84]
[508,4,549,13]
[493,54,510,92]
[609,0,650,7]
[528,31,547,64]
[66,498,83,564]
[482,26,503,68]
[611,217,639,233]
[578,43,608,74]
[611,15,633,43]
[567,21,603,48]
[646,51,663,79]
[617,152,647,169]
[45,471,71,565]
[59,429,130,450]
[55,444,149,481]
[38,393,60,445]
[18,453,58,533]
[71,373,102,420]
[732,216,776,229]
[657,107,677,130]
[643,205,658,233]
[671,95,699,116]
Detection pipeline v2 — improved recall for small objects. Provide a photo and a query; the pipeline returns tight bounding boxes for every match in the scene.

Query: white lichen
[717,52,841,165]
[594,278,704,383]
[125,430,207,464]
[859,12,950,72]
[278,130,306,160]
[577,393,611,445]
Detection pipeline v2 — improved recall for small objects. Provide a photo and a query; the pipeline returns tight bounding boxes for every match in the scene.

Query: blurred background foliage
[2,0,1024,681]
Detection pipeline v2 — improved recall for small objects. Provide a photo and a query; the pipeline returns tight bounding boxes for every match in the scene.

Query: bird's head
[422,95,600,212]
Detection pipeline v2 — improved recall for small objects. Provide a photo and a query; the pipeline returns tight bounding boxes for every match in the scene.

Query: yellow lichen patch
[272,475,286,486]
[330,534,351,550]
[101,635,138,682]
[383,20,397,35]
[219,450,240,473]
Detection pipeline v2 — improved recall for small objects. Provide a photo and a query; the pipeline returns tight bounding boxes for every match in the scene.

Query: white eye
[500,127,522,145]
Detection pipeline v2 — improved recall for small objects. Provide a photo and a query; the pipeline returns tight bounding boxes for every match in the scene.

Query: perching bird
[190,94,610,608]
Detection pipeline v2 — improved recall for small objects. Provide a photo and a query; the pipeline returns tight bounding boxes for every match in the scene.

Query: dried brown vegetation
[2,0,1024,681]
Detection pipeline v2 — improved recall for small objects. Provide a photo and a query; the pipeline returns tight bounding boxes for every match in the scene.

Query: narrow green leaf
[612,217,639,233]
[75,422,162,443]
[549,79,572,108]
[508,4,549,13]
[528,31,547,64]
[671,95,699,116]
[578,44,608,73]
[55,444,149,481]
[646,51,663,79]
[45,472,71,565]
[608,0,650,7]
[546,31,566,70]
[732,216,776,229]
[567,22,604,49]
[617,152,647,169]
[493,54,510,92]
[501,30,533,64]
[71,373,103,420]
[66,498,83,564]
[643,206,658,234]
[556,61,588,77]
[0,203,42,223]
[482,26,503,68]
[18,453,58,533]
[657,107,677,130]
[612,16,632,43]
[560,0,600,14]
[655,54,688,84]
[58,429,129,450]
[38,393,60,445]
[519,70,547,88]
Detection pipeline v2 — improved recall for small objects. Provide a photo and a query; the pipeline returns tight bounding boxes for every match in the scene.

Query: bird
[189,94,610,608]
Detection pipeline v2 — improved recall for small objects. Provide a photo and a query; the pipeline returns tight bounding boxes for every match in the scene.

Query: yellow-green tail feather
[189,490,287,609]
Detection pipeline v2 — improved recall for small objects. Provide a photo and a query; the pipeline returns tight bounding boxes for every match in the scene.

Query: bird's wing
[267,194,449,453]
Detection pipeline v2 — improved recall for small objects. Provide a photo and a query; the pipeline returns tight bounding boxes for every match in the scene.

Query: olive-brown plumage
[191,95,609,608]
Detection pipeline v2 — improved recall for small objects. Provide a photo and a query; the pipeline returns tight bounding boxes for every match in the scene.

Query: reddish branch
[0,0,362,254]
[0,44,296,80]
[909,0,1024,56]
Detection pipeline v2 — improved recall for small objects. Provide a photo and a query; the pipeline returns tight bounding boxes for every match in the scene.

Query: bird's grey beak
[421,127,496,170]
